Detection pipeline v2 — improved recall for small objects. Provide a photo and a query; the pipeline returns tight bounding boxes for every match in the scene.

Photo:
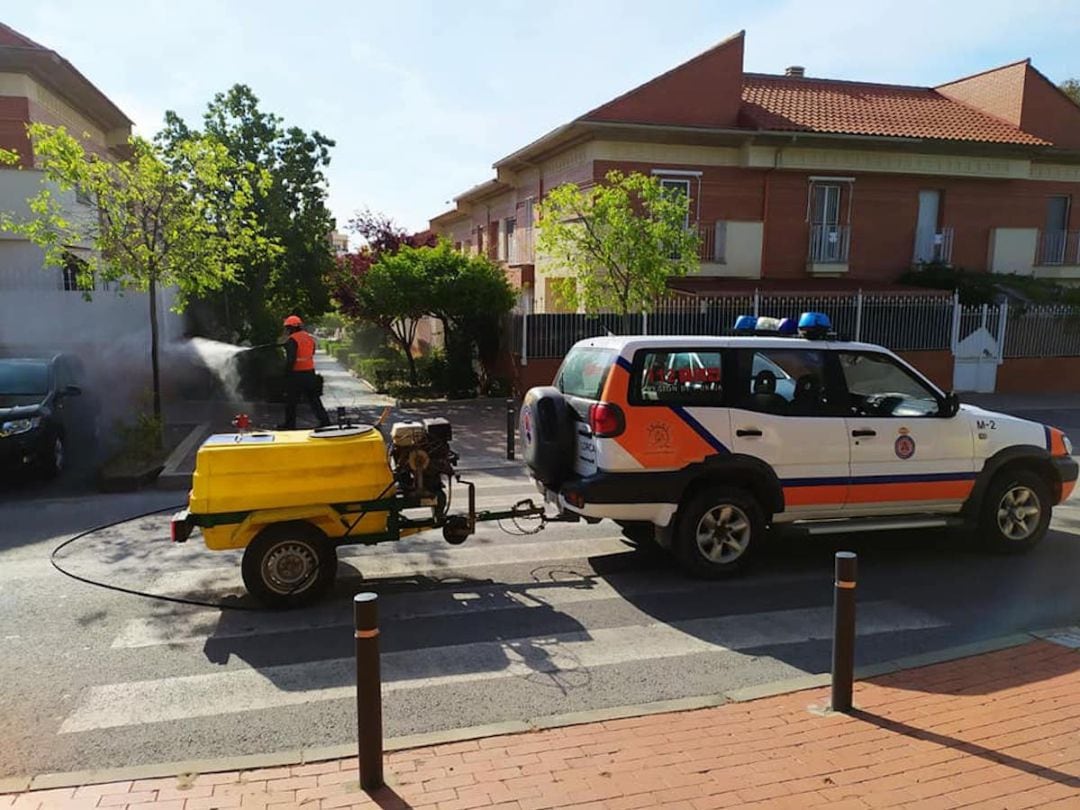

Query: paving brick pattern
[5,641,1078,809]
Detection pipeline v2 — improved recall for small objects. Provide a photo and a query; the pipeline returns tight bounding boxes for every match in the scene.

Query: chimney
[785,65,805,77]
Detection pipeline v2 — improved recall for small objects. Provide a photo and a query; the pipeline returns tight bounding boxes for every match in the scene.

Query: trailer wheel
[242,522,338,608]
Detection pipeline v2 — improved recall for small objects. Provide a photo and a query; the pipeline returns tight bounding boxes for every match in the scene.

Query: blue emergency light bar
[732,312,833,339]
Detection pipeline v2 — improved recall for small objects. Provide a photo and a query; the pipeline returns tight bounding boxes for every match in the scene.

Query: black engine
[389,417,457,498]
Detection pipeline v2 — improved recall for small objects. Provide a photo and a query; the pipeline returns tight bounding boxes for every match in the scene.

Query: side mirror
[63,384,82,397]
[943,391,960,418]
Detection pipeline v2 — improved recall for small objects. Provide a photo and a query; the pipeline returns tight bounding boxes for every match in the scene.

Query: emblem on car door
[894,432,916,460]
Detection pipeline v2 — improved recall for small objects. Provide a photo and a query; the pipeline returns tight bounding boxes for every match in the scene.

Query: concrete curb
[155,422,211,491]
[1,631,1049,794]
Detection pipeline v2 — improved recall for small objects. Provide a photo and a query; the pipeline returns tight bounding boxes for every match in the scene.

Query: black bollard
[830,552,857,713]
[506,397,515,460]
[354,592,384,790]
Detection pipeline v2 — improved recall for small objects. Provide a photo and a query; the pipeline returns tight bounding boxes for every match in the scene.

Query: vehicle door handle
[851,429,877,438]
[736,428,763,437]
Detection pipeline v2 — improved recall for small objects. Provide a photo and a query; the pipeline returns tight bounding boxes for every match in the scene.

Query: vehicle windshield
[0,362,49,396]
[556,347,616,400]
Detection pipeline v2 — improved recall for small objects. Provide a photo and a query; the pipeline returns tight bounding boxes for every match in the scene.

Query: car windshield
[0,362,49,396]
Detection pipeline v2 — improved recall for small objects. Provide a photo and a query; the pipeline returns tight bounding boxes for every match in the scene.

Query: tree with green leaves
[348,247,434,386]
[158,85,336,343]
[330,235,515,391]
[1062,79,1080,106]
[0,124,278,418]
[536,170,699,316]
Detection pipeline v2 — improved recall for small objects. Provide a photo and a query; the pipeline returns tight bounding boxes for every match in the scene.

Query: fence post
[996,299,1009,365]
[830,552,857,713]
[753,289,760,318]
[521,312,528,367]
[854,290,864,342]
[642,310,648,335]
[354,592,384,791]
[950,291,962,353]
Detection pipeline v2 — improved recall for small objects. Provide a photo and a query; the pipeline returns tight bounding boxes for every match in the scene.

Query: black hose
[50,504,260,612]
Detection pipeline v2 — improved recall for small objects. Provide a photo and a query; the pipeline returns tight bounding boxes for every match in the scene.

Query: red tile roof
[740,74,1049,146]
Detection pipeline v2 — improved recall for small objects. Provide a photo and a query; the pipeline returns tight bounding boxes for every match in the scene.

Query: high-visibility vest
[289,330,316,372]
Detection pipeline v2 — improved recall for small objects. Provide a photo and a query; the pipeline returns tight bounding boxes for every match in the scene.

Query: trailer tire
[242,522,337,609]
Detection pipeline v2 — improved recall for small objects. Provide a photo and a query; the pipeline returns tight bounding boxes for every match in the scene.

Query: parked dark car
[0,354,96,478]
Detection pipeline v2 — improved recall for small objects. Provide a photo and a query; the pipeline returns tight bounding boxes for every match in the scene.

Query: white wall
[988,227,1038,275]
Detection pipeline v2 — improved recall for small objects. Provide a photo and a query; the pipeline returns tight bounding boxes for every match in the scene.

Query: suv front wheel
[675,486,763,577]
[978,469,1052,554]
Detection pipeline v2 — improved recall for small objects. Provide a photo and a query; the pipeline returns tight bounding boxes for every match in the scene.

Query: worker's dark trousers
[282,370,330,429]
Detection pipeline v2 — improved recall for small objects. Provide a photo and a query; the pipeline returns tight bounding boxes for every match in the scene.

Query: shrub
[356,356,407,392]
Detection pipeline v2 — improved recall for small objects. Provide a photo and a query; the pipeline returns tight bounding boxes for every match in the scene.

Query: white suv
[520,313,1077,577]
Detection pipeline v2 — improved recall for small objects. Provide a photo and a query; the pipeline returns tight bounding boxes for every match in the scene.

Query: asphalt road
[2,465,1080,781]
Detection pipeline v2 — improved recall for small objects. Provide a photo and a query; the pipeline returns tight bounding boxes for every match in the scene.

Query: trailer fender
[202,505,341,551]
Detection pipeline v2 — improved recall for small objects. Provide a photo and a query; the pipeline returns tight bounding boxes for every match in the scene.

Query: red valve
[232,413,251,431]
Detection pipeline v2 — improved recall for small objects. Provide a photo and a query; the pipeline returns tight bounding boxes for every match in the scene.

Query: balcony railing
[913,226,954,265]
[1035,230,1080,266]
[508,226,534,265]
[697,221,726,263]
[808,224,850,264]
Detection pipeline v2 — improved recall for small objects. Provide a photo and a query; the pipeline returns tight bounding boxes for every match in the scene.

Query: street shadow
[850,708,1080,789]
[198,558,597,691]
[592,523,1080,696]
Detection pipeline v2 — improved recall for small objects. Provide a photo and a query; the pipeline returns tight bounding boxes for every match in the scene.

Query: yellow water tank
[189,426,394,549]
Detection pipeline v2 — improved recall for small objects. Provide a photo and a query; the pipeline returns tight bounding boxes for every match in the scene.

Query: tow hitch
[447,477,576,544]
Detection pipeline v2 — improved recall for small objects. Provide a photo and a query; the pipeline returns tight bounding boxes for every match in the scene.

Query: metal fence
[1004,305,1080,358]
[512,292,960,359]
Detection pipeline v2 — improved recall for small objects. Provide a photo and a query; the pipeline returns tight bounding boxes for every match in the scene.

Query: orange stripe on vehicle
[1061,481,1076,502]
[783,485,848,507]
[846,480,975,504]
[1050,428,1068,457]
[601,362,718,469]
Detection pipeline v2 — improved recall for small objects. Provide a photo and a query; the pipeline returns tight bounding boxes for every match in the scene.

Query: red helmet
[283,315,303,327]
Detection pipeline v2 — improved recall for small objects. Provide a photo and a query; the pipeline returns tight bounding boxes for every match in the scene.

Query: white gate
[951,301,1008,393]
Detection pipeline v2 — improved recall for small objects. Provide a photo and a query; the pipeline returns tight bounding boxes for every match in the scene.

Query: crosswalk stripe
[63,600,944,733]
[110,568,824,648]
[141,533,632,598]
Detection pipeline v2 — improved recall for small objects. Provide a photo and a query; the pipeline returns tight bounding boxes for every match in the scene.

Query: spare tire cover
[520,386,574,487]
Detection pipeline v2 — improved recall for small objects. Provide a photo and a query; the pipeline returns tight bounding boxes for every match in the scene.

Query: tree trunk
[403,347,419,387]
[149,275,162,426]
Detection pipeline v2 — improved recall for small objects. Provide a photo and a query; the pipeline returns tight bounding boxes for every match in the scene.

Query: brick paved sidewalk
[5,640,1078,810]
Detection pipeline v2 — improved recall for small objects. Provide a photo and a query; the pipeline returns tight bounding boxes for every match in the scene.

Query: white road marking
[111,568,824,648]
[141,533,632,598]
[65,600,945,732]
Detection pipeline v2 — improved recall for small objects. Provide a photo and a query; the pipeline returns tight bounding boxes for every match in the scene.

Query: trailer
[170,415,547,607]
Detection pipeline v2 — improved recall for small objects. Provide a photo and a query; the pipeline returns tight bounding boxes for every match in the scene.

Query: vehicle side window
[633,350,722,405]
[739,349,830,416]
[839,352,941,417]
[556,348,614,400]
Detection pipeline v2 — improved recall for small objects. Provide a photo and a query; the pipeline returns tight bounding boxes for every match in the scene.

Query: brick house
[429,31,1080,313]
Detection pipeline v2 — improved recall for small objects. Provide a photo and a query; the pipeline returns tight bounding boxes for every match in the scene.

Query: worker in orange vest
[278,315,330,430]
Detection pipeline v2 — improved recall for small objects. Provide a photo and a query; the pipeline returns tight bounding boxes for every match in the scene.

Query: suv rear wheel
[675,486,763,577]
[978,469,1052,554]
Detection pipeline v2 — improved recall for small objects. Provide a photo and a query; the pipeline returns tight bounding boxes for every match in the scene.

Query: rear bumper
[536,474,679,527]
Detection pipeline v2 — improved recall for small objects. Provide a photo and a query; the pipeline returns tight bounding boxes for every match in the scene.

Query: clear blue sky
[6,1,1079,235]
